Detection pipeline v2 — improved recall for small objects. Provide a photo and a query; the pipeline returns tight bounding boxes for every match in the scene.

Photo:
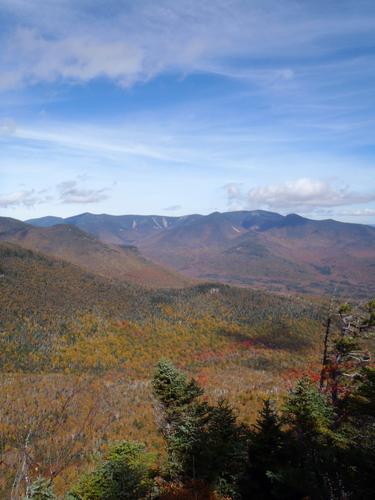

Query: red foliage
[281,367,321,387]
[241,339,254,348]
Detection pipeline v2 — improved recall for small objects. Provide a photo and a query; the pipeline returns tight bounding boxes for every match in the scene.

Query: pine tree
[152,360,248,495]
[283,377,346,499]
[152,359,203,439]
[67,441,154,500]
[339,367,375,499]
[24,478,56,500]
[240,399,291,499]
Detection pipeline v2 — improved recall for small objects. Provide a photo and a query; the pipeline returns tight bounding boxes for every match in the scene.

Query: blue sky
[0,0,375,223]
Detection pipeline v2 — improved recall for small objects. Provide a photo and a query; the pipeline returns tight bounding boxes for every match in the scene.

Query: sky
[0,0,375,223]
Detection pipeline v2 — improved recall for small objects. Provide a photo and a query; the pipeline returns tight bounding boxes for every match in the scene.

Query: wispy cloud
[1,1,374,222]
[163,204,182,212]
[0,118,16,135]
[335,208,375,217]
[0,179,111,209]
[57,180,110,204]
[14,125,185,163]
[0,189,50,208]
[1,1,375,90]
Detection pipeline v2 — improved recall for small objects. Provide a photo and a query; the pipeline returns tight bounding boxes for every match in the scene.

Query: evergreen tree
[24,478,56,500]
[152,359,203,410]
[152,359,203,439]
[284,376,334,436]
[152,360,248,495]
[240,399,291,499]
[283,377,346,499]
[67,441,154,500]
[339,367,375,499]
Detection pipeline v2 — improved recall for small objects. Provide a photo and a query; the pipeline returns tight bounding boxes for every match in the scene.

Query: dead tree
[319,300,374,405]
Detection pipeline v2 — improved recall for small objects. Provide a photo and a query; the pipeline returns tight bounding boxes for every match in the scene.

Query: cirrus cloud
[1,1,375,90]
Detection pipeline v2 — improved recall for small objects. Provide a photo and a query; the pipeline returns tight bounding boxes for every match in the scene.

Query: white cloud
[1,1,374,222]
[1,28,144,90]
[0,118,16,135]
[225,178,375,212]
[0,189,48,208]
[0,180,110,208]
[224,182,243,202]
[15,125,182,163]
[336,208,375,217]
[163,204,182,211]
[1,1,375,90]
[57,181,110,204]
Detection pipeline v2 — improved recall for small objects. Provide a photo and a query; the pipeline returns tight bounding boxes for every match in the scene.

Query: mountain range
[0,217,189,288]
[24,210,375,297]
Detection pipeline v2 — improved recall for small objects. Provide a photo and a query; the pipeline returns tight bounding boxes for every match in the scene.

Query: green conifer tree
[283,377,345,499]
[24,478,56,500]
[152,360,248,496]
[67,441,154,500]
[240,399,291,499]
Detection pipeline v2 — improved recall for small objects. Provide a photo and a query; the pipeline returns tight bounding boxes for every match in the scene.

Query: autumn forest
[2,2,375,498]
[0,228,374,499]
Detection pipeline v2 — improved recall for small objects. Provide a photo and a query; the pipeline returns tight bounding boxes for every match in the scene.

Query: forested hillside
[3,0,375,497]
[27,211,375,297]
[0,236,373,499]
[0,241,334,498]
[0,218,190,289]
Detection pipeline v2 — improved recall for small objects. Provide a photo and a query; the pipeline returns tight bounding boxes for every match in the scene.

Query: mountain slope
[26,215,65,227]
[139,212,375,296]
[0,241,147,323]
[26,212,203,244]
[26,211,375,296]
[0,217,190,289]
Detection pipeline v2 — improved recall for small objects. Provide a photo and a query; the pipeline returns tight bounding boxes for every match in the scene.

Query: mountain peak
[6,211,375,296]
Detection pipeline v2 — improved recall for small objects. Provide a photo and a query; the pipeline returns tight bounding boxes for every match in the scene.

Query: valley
[27,210,375,297]
[0,217,190,289]
[2,1,375,496]
[1,213,374,497]
[0,238,325,496]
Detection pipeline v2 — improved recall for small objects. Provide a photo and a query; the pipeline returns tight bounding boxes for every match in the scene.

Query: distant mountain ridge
[26,210,375,297]
[0,217,190,289]
[27,212,204,244]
